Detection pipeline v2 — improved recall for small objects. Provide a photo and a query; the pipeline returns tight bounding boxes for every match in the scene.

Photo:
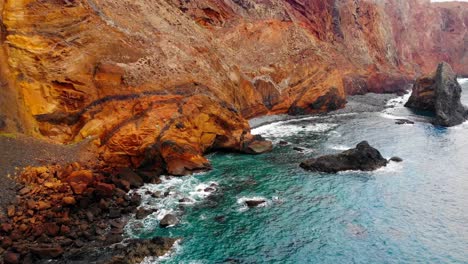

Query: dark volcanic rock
[159,214,179,228]
[108,237,177,264]
[293,147,304,152]
[117,168,144,188]
[244,199,266,208]
[300,141,388,173]
[135,208,156,220]
[390,156,403,162]
[395,119,415,125]
[405,62,467,127]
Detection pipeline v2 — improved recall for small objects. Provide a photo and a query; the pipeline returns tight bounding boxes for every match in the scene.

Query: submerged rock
[405,62,467,127]
[300,141,388,173]
[395,119,415,125]
[293,147,305,152]
[244,199,266,208]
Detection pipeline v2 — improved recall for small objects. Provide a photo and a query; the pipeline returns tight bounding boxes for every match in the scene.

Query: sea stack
[405,62,468,127]
[300,141,388,173]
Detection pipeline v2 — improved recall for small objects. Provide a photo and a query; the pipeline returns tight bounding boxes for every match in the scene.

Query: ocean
[128,79,468,264]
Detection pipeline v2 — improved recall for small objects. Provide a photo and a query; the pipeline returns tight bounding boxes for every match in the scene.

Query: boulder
[62,196,76,206]
[135,208,156,220]
[95,182,116,198]
[117,168,144,188]
[159,214,179,228]
[300,141,388,173]
[405,62,467,127]
[390,156,403,162]
[3,251,20,264]
[243,140,273,154]
[30,245,64,258]
[66,170,94,194]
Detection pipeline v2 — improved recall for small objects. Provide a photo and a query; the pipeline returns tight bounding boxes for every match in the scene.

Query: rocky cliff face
[0,0,467,174]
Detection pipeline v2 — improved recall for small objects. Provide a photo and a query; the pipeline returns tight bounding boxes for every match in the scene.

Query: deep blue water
[127,80,468,264]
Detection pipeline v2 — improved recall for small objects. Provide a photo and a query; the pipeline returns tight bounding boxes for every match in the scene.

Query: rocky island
[300,141,390,173]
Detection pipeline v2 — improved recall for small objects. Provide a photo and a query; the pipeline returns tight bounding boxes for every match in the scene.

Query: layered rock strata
[0,0,466,174]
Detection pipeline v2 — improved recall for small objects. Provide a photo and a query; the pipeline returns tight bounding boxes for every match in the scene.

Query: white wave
[458,78,468,85]
[335,159,403,175]
[379,113,402,120]
[125,175,218,237]
[386,92,411,107]
[374,160,404,174]
[329,145,351,151]
[252,122,337,138]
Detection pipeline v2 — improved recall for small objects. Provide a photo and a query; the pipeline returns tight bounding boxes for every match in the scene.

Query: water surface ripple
[135,82,468,264]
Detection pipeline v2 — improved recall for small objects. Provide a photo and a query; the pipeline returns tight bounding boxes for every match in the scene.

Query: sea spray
[252,122,338,139]
[125,175,218,237]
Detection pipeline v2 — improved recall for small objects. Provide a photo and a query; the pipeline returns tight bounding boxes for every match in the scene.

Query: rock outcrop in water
[300,141,388,173]
[405,62,468,127]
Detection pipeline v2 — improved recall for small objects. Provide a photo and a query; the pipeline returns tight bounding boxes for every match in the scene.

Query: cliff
[0,0,466,174]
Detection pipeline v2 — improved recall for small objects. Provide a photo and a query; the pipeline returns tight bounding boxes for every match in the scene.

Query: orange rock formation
[0,0,466,174]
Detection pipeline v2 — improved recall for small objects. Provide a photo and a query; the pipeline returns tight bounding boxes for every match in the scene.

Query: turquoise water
[130,80,468,264]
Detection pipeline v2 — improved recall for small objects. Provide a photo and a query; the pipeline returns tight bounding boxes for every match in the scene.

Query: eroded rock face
[405,62,467,127]
[0,0,466,174]
[300,141,388,173]
[434,63,468,127]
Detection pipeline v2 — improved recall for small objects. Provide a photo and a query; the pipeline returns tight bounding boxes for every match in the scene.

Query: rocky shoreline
[250,93,403,129]
[0,161,182,264]
[0,90,410,264]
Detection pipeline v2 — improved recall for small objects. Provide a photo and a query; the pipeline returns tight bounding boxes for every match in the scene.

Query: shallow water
[130,81,468,264]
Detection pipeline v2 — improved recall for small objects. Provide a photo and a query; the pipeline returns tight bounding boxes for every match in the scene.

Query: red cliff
[0,0,466,174]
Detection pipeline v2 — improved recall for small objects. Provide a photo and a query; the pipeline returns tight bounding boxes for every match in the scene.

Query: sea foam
[252,122,337,139]
[125,175,218,237]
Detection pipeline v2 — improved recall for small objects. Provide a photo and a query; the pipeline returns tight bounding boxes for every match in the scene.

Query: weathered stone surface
[135,208,156,220]
[405,75,437,111]
[159,214,179,228]
[433,63,468,126]
[300,141,388,173]
[406,62,467,127]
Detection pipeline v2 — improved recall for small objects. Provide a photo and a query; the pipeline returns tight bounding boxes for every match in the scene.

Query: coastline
[0,91,413,264]
[249,93,401,129]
